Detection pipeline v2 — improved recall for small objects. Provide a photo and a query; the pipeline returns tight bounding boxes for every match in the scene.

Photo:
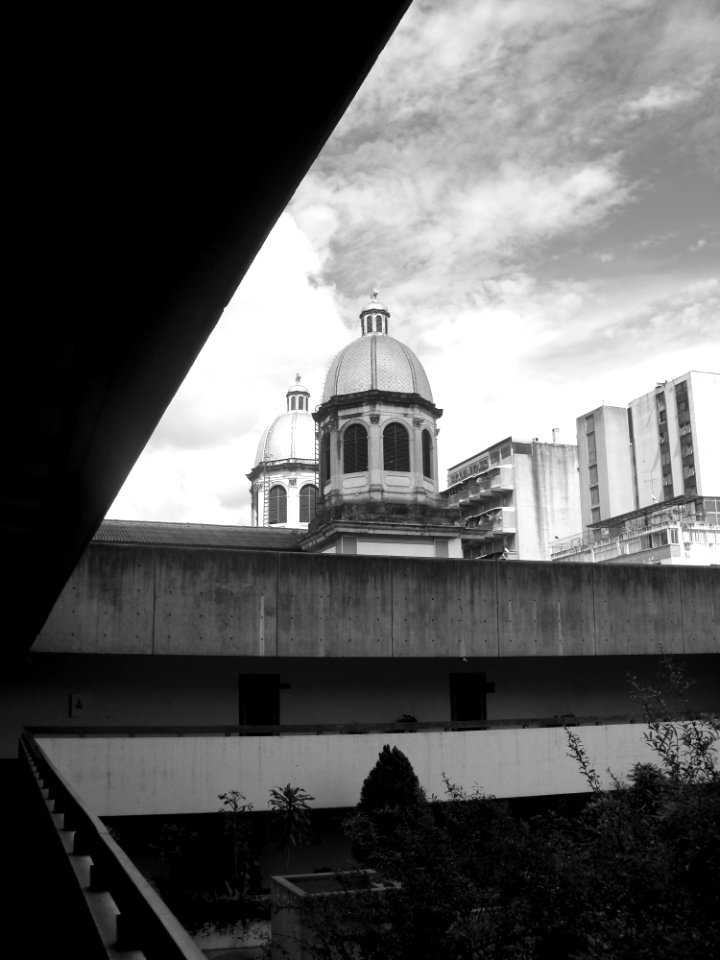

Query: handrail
[19,730,206,960]
[26,714,663,739]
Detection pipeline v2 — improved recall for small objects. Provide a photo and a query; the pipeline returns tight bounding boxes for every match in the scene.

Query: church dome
[254,374,316,466]
[322,334,433,403]
[254,411,316,466]
[322,292,433,403]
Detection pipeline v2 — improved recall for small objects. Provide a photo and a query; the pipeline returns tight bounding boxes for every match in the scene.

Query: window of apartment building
[588,464,598,484]
[268,485,287,524]
[590,485,600,506]
[591,507,601,523]
[299,484,318,523]
[343,423,369,473]
[585,414,594,432]
[586,432,596,464]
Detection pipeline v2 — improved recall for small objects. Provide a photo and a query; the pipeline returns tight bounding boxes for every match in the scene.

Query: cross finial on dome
[371,289,379,300]
[295,373,301,383]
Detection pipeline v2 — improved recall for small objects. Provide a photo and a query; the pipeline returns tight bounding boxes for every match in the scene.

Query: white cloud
[625,84,701,114]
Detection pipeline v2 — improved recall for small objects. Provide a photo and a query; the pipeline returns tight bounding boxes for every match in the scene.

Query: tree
[268,783,314,872]
[301,663,720,959]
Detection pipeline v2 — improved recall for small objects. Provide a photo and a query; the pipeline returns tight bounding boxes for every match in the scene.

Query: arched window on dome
[375,315,383,333]
[268,485,287,524]
[320,432,331,486]
[383,422,410,472]
[290,396,296,410]
[343,424,368,473]
[422,429,433,479]
[299,484,318,523]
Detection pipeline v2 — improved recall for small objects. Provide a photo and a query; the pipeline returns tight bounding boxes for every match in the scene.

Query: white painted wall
[38,723,701,817]
[689,371,720,494]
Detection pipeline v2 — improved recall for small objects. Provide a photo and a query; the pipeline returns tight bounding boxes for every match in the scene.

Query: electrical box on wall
[69,691,86,718]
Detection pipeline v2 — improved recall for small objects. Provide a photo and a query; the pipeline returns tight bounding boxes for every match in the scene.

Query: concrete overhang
[4,4,412,655]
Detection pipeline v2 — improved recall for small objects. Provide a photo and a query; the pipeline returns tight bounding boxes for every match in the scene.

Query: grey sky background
[109,0,720,525]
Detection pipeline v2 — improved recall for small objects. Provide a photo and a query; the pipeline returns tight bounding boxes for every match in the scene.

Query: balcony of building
[13,707,719,957]
[448,466,515,507]
[465,506,517,538]
[551,521,720,565]
[29,716,686,818]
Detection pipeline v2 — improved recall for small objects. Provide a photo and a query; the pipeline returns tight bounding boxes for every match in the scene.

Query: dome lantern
[359,289,390,336]
[286,373,310,412]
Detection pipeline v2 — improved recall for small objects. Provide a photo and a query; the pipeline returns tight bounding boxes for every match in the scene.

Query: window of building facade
[422,429,433,478]
[320,432,331,486]
[590,485,600,506]
[383,422,410,471]
[343,424,369,473]
[268,485,287,524]
[299,483,318,523]
[591,506,601,523]
[586,432,596,464]
[588,464,598,484]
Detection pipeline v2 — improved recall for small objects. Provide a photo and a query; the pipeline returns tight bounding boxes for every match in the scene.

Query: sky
[108,0,720,526]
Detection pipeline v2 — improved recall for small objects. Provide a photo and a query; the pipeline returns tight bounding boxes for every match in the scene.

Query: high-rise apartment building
[629,371,719,508]
[576,371,719,527]
[576,406,635,530]
[554,371,720,565]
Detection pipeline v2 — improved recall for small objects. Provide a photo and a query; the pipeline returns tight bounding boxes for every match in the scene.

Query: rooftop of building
[94,518,305,551]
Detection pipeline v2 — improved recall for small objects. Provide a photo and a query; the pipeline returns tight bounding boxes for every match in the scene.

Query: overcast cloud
[109,0,720,525]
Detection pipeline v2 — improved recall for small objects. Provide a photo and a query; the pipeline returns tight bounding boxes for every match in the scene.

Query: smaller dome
[254,411,316,466]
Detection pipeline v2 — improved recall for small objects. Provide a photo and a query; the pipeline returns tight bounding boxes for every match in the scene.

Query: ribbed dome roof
[254,410,316,466]
[322,334,433,403]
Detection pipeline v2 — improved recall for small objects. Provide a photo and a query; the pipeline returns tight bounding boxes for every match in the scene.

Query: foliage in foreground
[301,662,720,960]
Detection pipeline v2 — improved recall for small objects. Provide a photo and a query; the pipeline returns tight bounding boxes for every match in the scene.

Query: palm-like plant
[268,783,314,872]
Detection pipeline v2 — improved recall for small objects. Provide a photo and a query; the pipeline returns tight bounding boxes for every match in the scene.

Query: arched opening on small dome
[343,423,368,473]
[299,483,318,523]
[268,485,287,524]
[422,429,433,479]
[383,422,410,471]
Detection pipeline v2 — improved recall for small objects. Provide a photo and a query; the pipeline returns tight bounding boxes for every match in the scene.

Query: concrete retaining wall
[37,546,719,657]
